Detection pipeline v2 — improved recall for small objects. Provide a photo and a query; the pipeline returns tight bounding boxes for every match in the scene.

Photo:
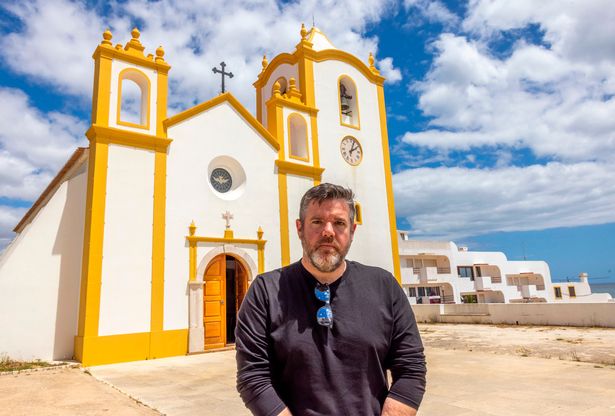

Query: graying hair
[299,183,355,225]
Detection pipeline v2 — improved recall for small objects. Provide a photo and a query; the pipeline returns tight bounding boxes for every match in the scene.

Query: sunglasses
[314,283,333,328]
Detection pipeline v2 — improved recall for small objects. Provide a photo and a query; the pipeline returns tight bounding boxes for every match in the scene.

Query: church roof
[14,147,89,233]
[164,92,280,151]
[306,27,337,51]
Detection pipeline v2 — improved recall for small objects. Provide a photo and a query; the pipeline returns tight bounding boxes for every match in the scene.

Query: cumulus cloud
[396,0,615,238]
[0,87,86,242]
[404,0,460,27]
[394,162,615,240]
[1,0,401,113]
[0,206,27,248]
[378,57,402,84]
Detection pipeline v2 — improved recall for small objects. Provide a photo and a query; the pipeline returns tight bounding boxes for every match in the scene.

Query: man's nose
[321,222,334,236]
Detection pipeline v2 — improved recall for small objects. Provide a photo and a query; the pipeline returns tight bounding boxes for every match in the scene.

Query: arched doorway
[203,254,249,350]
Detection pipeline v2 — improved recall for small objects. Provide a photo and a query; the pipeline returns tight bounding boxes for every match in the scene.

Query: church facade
[0,26,401,365]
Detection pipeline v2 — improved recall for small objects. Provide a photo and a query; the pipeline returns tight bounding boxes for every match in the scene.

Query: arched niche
[287,113,309,161]
[117,68,150,129]
[338,75,360,128]
[272,76,288,95]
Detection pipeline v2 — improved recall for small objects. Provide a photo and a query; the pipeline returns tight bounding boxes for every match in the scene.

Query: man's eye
[311,220,323,225]
[335,221,347,227]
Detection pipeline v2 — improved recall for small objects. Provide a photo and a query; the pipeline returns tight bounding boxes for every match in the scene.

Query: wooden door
[236,261,248,312]
[204,255,226,350]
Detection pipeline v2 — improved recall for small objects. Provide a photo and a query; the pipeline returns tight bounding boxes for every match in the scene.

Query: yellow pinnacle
[300,23,307,40]
[101,29,112,46]
[131,27,140,40]
[368,52,375,68]
[189,220,196,236]
[257,226,264,240]
[272,81,281,96]
[261,54,268,71]
[155,45,165,62]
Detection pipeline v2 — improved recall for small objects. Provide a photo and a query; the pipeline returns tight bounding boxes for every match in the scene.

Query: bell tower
[75,29,176,366]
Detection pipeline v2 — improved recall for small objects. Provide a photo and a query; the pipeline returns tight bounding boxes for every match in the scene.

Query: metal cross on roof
[212,61,234,93]
[222,210,234,229]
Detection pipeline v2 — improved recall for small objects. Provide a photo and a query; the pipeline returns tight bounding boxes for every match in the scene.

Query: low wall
[411,303,615,327]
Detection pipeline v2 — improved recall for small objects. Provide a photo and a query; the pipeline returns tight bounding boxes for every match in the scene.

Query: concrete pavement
[88,346,615,416]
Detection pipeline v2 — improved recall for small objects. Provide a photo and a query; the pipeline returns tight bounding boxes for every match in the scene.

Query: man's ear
[295,219,303,235]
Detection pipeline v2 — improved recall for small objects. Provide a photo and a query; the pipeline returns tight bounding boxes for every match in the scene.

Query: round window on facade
[207,156,246,200]
[210,168,233,193]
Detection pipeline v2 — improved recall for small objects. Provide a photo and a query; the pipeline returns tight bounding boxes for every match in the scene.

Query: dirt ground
[418,323,615,366]
[0,366,159,415]
[1,323,614,415]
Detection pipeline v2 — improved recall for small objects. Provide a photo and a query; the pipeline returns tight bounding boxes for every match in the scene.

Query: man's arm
[236,277,287,416]
[382,397,418,416]
[384,281,427,412]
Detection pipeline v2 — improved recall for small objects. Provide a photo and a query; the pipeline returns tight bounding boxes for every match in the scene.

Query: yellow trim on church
[377,85,402,283]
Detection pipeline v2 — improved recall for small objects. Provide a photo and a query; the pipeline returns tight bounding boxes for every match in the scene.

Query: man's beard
[301,235,351,273]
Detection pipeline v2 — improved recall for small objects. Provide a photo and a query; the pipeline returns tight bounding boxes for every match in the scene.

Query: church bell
[340,84,352,116]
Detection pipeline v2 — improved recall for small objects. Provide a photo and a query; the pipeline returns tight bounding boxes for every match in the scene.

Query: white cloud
[0,88,87,200]
[0,206,27,248]
[1,0,400,114]
[378,57,402,84]
[394,162,615,240]
[404,0,459,27]
[396,0,615,237]
[1,0,107,96]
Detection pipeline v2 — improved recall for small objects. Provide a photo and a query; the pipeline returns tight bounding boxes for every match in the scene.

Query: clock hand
[349,143,358,155]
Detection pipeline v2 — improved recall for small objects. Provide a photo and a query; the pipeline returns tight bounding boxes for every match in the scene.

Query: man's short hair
[299,183,355,225]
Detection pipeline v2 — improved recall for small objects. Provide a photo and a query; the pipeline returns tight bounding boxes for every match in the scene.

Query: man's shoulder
[347,260,395,280]
[255,261,303,284]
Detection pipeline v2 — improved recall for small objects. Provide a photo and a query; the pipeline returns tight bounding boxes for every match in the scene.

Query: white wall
[0,164,87,360]
[312,59,394,273]
[286,174,315,262]
[413,303,615,327]
[98,145,155,336]
[165,101,280,330]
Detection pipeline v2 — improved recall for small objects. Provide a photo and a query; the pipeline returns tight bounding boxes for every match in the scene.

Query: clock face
[340,136,363,166]
[210,168,232,193]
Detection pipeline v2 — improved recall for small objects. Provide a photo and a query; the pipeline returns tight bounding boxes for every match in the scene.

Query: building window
[287,113,309,161]
[554,287,562,299]
[462,294,478,303]
[338,76,359,128]
[408,287,417,297]
[458,266,474,280]
[568,286,576,297]
[475,266,482,277]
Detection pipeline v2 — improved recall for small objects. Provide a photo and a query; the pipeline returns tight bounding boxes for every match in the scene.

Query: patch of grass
[0,354,60,372]
[516,347,531,357]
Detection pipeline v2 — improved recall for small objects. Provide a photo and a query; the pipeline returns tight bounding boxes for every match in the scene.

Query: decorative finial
[131,27,140,40]
[288,77,297,91]
[368,52,379,73]
[300,23,307,40]
[257,226,264,240]
[155,45,165,62]
[261,54,268,71]
[189,220,196,236]
[101,29,113,46]
[272,81,281,96]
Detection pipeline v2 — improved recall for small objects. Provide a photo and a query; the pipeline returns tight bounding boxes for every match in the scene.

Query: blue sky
[1,0,614,283]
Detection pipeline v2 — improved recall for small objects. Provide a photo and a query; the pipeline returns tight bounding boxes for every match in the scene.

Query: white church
[0,26,401,366]
[1,25,609,366]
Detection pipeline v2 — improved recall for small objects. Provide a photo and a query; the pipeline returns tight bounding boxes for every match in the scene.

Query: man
[236,183,426,416]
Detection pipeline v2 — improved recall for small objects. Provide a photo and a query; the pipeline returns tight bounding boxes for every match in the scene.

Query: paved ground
[2,323,615,415]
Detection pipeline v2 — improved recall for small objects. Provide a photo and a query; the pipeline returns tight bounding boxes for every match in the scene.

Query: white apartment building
[398,231,612,304]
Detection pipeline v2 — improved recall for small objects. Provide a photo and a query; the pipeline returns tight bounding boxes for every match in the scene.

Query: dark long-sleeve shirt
[236,260,426,416]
